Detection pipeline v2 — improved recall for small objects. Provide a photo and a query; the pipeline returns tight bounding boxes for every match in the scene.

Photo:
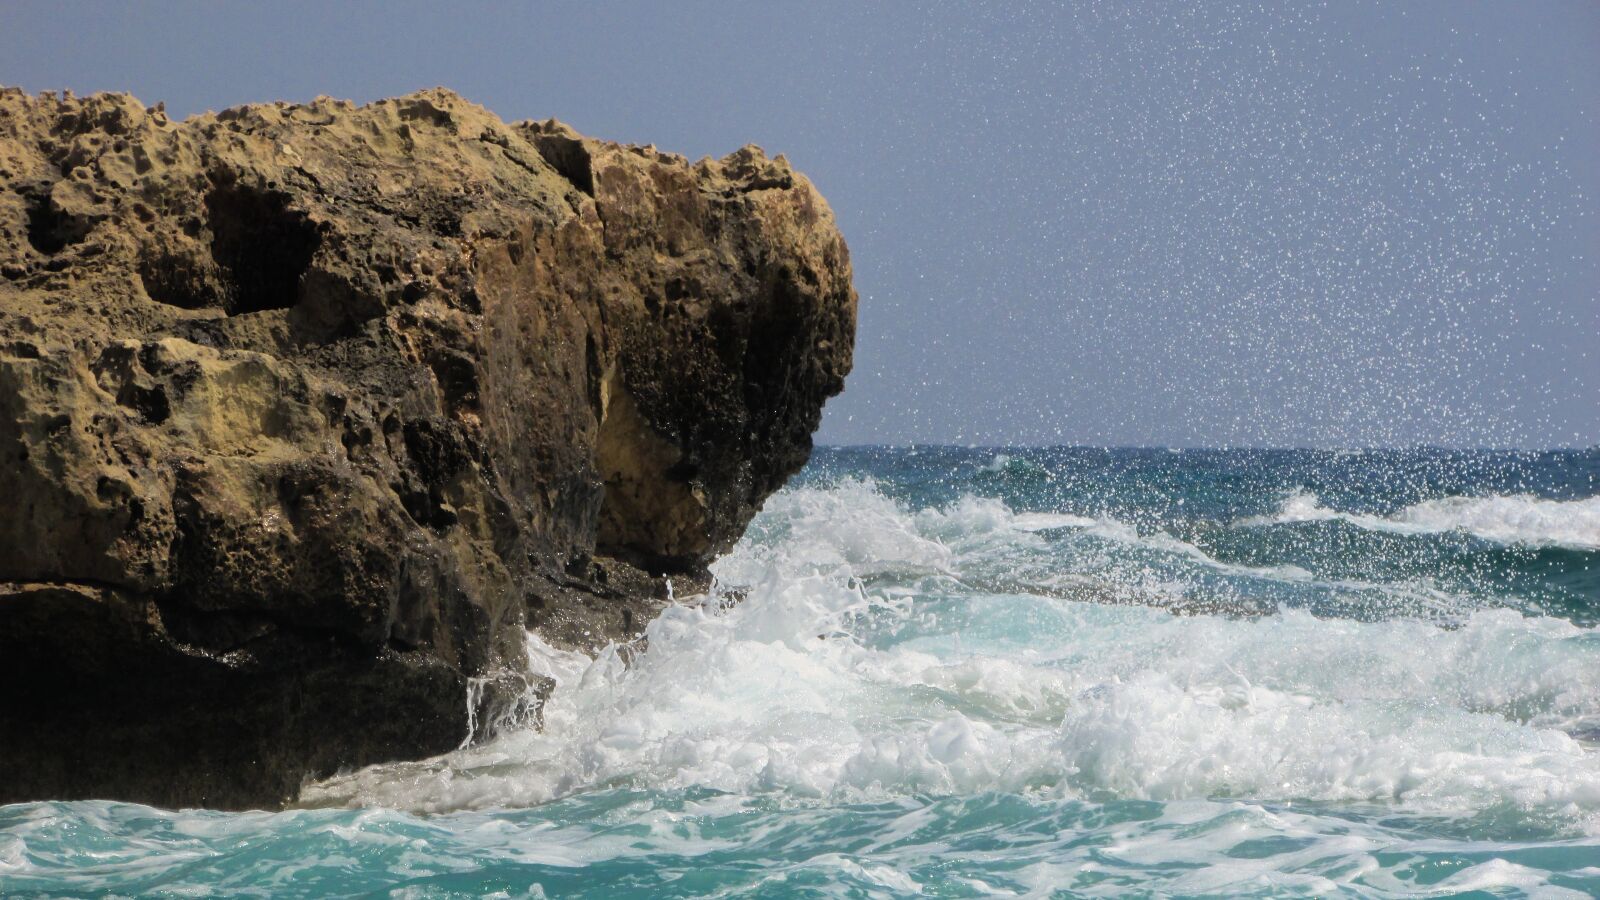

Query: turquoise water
[5,447,1599,897]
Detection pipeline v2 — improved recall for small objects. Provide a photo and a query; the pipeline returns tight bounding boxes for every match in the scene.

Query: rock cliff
[0,88,855,809]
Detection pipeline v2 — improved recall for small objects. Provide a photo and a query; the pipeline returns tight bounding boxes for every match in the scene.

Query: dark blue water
[4,448,1598,897]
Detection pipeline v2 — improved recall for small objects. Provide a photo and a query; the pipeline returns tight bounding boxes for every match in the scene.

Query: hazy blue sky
[4,1,1595,447]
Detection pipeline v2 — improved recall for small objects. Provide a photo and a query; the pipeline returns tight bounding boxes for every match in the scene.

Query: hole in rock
[206,184,320,315]
[25,190,90,255]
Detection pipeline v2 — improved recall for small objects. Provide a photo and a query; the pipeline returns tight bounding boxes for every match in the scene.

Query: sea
[4,446,1599,898]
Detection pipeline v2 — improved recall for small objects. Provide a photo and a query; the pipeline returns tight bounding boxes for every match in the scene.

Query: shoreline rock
[0,87,855,809]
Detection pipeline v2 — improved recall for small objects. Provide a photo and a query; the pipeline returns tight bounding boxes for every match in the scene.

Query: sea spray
[8,448,1600,896]
[306,460,1600,826]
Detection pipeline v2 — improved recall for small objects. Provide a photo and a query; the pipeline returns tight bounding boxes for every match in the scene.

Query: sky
[3,1,1595,448]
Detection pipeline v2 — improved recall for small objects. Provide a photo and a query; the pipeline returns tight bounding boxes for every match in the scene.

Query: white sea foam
[1397,494,1600,549]
[303,481,1600,832]
[1244,489,1600,550]
[1011,511,1099,531]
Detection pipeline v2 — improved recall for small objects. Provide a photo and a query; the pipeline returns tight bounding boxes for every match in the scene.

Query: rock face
[0,88,855,809]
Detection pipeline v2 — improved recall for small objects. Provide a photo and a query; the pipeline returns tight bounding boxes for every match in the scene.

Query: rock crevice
[0,87,855,809]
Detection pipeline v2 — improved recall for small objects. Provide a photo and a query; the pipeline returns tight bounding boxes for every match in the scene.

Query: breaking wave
[10,450,1599,897]
[1243,490,1600,550]
[304,480,1600,830]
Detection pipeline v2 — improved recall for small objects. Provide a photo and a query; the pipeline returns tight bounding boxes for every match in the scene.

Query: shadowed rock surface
[0,87,855,809]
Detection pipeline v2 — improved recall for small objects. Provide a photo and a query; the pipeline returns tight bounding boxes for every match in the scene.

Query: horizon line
[814,443,1599,453]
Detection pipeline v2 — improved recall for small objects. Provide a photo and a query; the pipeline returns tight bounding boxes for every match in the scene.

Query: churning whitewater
[4,447,1599,896]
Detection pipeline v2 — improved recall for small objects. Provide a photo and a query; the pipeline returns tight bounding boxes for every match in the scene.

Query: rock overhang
[0,86,856,808]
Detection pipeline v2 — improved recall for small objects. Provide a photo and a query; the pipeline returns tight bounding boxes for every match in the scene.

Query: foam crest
[712,478,954,584]
[1396,494,1600,549]
[1246,489,1600,549]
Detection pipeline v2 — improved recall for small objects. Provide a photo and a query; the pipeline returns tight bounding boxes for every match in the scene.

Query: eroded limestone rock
[0,87,855,808]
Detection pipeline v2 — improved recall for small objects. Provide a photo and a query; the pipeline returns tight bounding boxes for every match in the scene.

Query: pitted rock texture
[0,87,855,809]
